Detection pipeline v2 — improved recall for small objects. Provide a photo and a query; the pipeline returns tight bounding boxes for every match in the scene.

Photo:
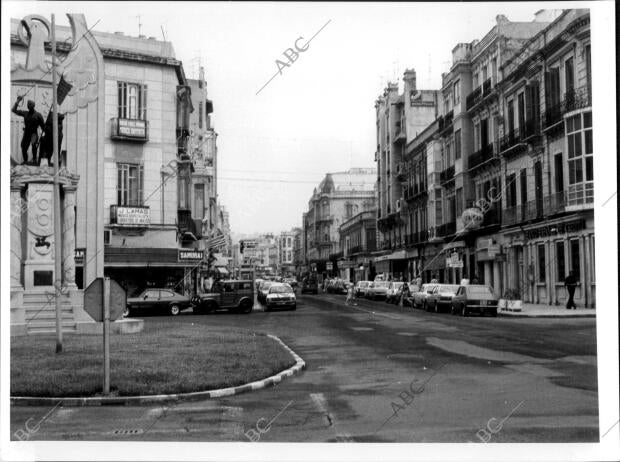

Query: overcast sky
[6,1,580,236]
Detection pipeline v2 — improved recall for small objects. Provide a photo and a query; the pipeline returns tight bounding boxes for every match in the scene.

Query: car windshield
[261,282,273,290]
[468,286,493,295]
[270,285,293,294]
[375,282,389,288]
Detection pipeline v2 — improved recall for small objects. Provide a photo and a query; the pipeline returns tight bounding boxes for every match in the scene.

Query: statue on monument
[39,110,66,167]
[11,95,45,165]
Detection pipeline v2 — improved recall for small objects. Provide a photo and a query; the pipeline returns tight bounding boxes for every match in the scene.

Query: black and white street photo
[2,2,618,461]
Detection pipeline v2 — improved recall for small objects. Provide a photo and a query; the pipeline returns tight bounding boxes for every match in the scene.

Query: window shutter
[139,165,144,206]
[141,84,148,121]
[118,82,125,118]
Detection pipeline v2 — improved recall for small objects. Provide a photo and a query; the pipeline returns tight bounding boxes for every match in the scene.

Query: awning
[388,250,407,260]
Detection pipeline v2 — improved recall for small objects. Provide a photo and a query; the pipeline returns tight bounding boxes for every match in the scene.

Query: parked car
[353,281,369,297]
[366,281,390,300]
[386,282,404,304]
[257,281,274,303]
[284,277,298,288]
[426,284,460,313]
[124,288,192,317]
[265,283,297,311]
[411,283,438,310]
[328,279,348,294]
[451,284,499,317]
[192,279,254,314]
[300,277,318,294]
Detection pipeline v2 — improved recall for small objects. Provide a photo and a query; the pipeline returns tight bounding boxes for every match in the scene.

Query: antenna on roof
[160,25,167,41]
[136,15,142,36]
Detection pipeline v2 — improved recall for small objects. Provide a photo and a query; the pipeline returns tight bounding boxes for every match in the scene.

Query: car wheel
[461,306,468,317]
[123,306,131,318]
[169,304,180,316]
[240,299,253,314]
[291,304,297,311]
[434,303,439,313]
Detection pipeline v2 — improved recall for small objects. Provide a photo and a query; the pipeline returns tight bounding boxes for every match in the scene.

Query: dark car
[451,284,498,317]
[265,283,297,311]
[192,279,254,314]
[300,277,318,294]
[124,288,192,317]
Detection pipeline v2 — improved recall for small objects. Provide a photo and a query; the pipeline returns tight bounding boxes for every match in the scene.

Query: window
[506,174,517,207]
[473,72,479,89]
[198,101,203,128]
[570,239,580,278]
[456,188,463,218]
[566,111,593,205]
[517,92,525,131]
[117,82,147,120]
[117,163,144,206]
[537,244,546,282]
[554,153,564,193]
[564,56,574,94]
[480,118,489,147]
[453,81,460,104]
[546,67,561,109]
[519,169,527,205]
[454,129,461,159]
[585,45,591,99]
[507,99,515,133]
[345,203,354,218]
[492,58,498,85]
[194,184,205,219]
[556,241,566,281]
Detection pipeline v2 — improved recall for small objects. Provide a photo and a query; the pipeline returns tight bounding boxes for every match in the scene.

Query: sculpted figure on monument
[12,95,45,165]
[39,110,66,167]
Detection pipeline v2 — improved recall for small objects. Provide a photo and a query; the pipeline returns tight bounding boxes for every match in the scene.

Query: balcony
[438,110,454,133]
[543,85,592,132]
[468,142,497,172]
[315,214,334,223]
[465,79,493,111]
[394,120,406,144]
[110,204,150,227]
[440,165,455,184]
[178,209,199,240]
[437,221,456,237]
[110,118,148,142]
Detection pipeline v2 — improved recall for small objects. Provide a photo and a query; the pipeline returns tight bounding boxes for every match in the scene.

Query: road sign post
[103,277,110,395]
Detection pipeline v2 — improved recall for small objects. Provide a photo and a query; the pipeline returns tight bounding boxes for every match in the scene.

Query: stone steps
[22,290,77,334]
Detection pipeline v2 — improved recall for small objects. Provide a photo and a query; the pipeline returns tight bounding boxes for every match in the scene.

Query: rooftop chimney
[496,14,510,26]
[403,69,417,91]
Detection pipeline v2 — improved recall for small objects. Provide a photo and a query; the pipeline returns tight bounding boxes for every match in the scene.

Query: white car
[411,283,438,309]
[265,283,296,311]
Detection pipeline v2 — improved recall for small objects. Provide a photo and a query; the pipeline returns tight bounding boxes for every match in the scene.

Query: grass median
[11,321,296,397]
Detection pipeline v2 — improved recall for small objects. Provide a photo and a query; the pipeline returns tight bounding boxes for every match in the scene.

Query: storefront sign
[446,252,463,268]
[74,248,85,264]
[117,118,147,139]
[112,206,151,227]
[178,249,205,262]
[524,220,586,241]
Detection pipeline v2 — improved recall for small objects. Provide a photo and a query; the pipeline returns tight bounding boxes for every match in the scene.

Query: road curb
[499,312,595,318]
[10,334,305,407]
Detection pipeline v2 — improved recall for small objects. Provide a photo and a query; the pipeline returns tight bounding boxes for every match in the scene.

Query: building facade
[369,9,594,306]
[339,210,378,282]
[303,168,376,279]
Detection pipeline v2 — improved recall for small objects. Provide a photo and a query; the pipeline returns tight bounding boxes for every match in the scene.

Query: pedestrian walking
[399,282,410,308]
[345,284,356,306]
[564,271,578,309]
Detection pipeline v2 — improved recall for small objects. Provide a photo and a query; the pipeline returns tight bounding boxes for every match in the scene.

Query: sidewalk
[499,302,595,318]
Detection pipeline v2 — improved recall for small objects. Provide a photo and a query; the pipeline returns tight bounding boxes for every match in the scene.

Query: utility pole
[51,14,63,353]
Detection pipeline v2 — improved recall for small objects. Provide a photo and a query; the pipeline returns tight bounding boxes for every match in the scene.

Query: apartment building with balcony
[496,9,594,307]
[279,228,299,275]
[375,70,438,278]
[303,168,376,278]
[339,210,377,282]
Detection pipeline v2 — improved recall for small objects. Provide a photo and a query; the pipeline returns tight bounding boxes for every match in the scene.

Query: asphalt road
[11,293,599,442]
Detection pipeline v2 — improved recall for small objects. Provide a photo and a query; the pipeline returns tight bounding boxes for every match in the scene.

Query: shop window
[117,163,144,206]
[570,239,580,278]
[556,241,566,281]
[118,82,147,120]
[537,244,546,283]
[566,111,593,205]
